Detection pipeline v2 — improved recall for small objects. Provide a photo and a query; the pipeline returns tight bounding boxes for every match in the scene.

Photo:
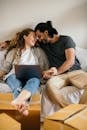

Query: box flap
[0,93,13,101]
[0,113,21,130]
[65,107,87,130]
[46,104,87,121]
[0,93,15,110]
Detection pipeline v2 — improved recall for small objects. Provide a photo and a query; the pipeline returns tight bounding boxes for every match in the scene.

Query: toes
[17,102,29,116]
[11,99,29,116]
[22,109,29,116]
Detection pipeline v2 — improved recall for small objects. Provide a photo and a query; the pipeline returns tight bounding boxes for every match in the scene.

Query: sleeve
[64,36,76,49]
[34,47,49,71]
[0,49,16,73]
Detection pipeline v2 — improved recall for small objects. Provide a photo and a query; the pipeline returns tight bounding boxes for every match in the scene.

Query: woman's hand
[0,42,8,50]
[0,70,4,79]
[43,69,53,79]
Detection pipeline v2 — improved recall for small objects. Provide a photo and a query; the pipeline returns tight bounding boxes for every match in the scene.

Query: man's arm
[0,49,16,73]
[57,48,75,74]
[43,48,75,79]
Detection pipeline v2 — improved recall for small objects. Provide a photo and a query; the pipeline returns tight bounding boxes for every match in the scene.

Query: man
[35,21,81,79]
[35,21,86,121]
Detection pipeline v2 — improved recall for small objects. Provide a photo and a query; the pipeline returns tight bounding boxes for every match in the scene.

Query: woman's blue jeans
[6,74,40,98]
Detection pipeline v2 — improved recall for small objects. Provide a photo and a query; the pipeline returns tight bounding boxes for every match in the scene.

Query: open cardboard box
[0,93,40,130]
[0,113,21,130]
[0,93,40,109]
[44,104,87,130]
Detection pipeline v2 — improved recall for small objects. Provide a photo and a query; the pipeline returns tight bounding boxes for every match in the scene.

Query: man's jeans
[6,74,40,98]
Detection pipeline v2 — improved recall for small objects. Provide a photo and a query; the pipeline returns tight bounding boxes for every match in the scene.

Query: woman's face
[24,32,36,47]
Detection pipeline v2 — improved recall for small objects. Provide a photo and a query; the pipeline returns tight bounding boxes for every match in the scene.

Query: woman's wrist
[0,70,5,78]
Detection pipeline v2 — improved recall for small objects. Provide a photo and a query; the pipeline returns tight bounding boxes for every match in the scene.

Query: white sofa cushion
[76,47,87,71]
[0,83,12,93]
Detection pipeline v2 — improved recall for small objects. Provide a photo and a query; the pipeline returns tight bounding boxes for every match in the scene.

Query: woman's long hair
[16,28,34,50]
[5,28,34,58]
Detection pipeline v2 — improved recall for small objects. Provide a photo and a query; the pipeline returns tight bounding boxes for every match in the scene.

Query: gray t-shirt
[39,35,81,71]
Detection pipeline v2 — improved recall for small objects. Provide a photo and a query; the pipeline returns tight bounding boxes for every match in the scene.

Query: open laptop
[15,65,42,81]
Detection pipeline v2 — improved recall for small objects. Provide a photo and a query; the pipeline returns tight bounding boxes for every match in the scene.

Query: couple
[4,21,81,116]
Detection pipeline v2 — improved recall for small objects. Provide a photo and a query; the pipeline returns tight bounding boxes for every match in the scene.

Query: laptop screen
[15,65,42,81]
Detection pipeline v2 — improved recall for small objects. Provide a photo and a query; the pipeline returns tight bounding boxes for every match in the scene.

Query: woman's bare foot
[11,90,31,116]
[16,101,29,116]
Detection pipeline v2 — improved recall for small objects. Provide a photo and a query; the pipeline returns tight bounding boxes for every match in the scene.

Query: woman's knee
[6,74,22,91]
[24,78,40,94]
[27,78,40,86]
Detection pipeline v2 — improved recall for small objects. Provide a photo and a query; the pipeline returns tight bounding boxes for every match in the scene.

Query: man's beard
[43,39,48,44]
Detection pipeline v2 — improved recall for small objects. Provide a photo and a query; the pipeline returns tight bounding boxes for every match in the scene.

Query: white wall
[0,0,87,48]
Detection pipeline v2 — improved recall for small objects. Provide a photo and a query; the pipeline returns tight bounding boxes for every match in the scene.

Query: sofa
[41,47,87,121]
[0,46,87,122]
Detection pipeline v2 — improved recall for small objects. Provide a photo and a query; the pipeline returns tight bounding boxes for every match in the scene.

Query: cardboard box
[0,113,21,130]
[44,104,87,130]
[0,93,40,110]
[0,93,40,130]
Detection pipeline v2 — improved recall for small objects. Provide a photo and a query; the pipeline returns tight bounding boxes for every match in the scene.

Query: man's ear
[44,30,48,35]
[23,35,26,40]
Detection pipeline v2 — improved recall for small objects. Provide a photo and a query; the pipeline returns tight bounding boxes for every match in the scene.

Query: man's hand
[43,67,58,79]
[49,67,58,76]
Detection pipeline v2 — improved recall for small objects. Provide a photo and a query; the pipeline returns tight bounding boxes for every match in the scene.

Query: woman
[4,28,49,116]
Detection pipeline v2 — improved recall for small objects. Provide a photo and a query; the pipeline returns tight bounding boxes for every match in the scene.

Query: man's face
[35,30,48,43]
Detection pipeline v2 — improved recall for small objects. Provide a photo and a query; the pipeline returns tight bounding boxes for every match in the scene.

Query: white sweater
[19,48,38,65]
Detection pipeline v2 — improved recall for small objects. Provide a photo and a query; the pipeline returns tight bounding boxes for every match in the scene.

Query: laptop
[15,65,42,81]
